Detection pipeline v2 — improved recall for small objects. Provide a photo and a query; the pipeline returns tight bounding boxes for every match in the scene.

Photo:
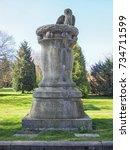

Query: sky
[0,0,112,70]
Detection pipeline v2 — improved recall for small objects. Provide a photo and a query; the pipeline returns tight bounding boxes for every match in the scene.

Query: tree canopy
[12,41,36,93]
[0,57,12,88]
[72,44,89,97]
[89,57,113,96]
[0,31,15,88]
[0,30,15,61]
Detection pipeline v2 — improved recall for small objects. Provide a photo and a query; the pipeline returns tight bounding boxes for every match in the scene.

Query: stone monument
[22,9,92,130]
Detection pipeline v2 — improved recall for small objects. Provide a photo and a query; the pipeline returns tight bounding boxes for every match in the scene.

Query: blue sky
[0,0,112,69]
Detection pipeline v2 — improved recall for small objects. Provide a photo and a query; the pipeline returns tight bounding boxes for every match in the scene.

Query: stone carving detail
[45,31,53,38]
[36,24,78,41]
[56,8,75,26]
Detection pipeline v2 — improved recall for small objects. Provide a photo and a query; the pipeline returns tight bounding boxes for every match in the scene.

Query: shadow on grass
[0,94,31,97]
[0,121,21,140]
[86,94,113,100]
[0,88,13,93]
[0,121,21,126]
[91,118,113,141]
[92,118,113,130]
[83,104,101,111]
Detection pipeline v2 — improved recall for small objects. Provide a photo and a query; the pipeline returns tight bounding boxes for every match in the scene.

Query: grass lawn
[0,88,113,141]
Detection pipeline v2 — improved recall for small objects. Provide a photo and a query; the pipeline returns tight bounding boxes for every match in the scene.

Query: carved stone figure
[22,9,92,131]
[46,31,53,38]
[56,8,75,26]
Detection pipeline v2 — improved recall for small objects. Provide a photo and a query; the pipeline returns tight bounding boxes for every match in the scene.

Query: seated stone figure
[56,8,75,26]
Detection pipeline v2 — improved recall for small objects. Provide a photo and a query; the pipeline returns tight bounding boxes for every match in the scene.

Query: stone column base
[22,114,92,131]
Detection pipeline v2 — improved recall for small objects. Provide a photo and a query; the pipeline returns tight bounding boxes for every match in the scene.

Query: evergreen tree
[90,57,113,96]
[72,44,89,97]
[12,41,36,93]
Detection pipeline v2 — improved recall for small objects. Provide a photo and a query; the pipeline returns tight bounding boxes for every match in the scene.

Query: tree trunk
[22,85,24,94]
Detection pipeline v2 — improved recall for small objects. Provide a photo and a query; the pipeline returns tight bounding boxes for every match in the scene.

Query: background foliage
[72,44,89,97]
[12,41,36,93]
[0,31,113,97]
[0,31,15,88]
[89,57,113,96]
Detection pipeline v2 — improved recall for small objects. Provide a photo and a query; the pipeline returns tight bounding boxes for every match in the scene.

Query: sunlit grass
[0,88,113,141]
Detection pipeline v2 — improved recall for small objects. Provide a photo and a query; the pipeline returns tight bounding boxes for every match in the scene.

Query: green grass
[0,88,113,141]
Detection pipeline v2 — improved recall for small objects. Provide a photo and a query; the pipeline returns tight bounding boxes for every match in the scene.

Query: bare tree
[0,30,15,61]
[31,50,42,85]
[0,31,15,88]
[0,57,12,88]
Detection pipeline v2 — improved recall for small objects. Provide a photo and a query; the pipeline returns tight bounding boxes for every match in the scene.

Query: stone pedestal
[22,24,92,130]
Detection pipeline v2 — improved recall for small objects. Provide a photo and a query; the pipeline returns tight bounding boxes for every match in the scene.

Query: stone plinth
[22,24,92,130]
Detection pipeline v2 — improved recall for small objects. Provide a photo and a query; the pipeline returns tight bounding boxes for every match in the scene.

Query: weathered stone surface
[28,87,84,119]
[102,141,113,150]
[0,141,10,150]
[0,141,113,150]
[37,26,78,87]
[0,146,10,150]
[36,24,79,42]
[22,115,92,131]
[22,20,92,130]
